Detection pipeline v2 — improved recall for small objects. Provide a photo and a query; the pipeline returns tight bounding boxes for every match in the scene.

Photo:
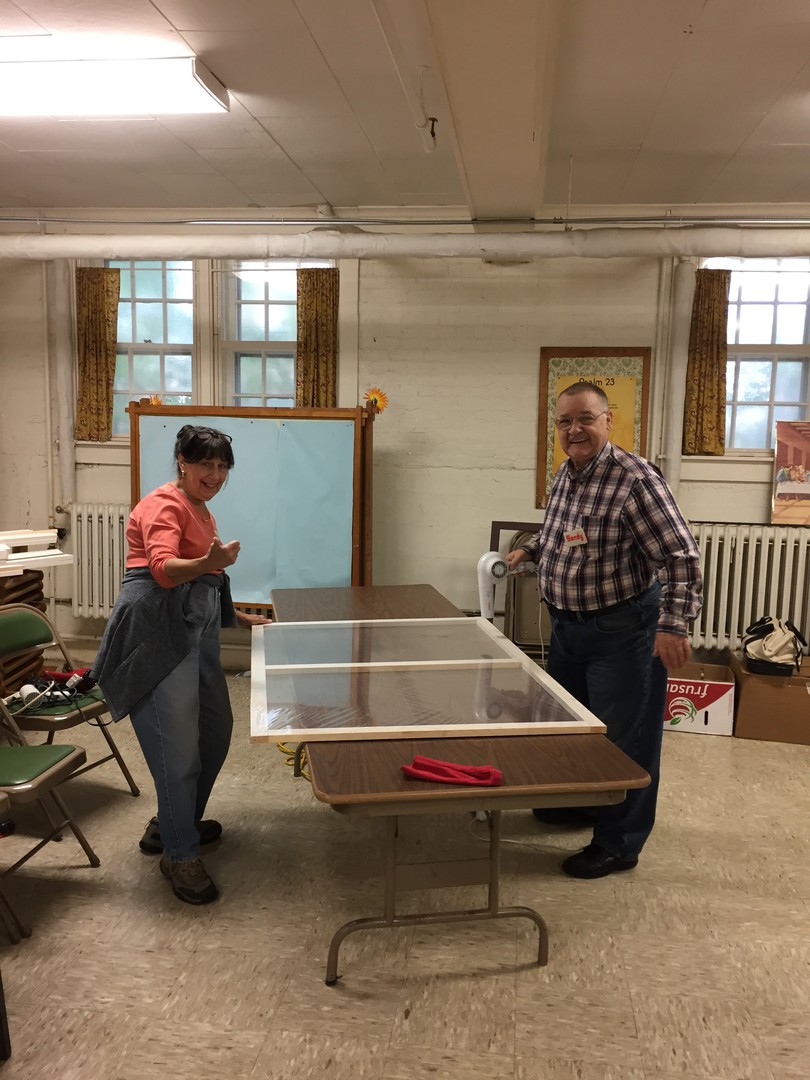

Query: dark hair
[173,425,235,473]
[557,381,609,409]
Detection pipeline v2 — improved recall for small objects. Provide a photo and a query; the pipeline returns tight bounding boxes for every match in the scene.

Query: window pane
[114,353,129,390]
[237,355,264,394]
[777,276,809,302]
[739,273,776,301]
[725,360,736,401]
[732,405,769,448]
[112,264,132,299]
[166,269,193,300]
[728,274,741,302]
[238,305,266,341]
[267,304,296,340]
[737,360,772,401]
[134,269,163,298]
[166,302,194,343]
[270,395,295,408]
[163,394,192,405]
[775,305,806,345]
[237,273,265,303]
[131,355,160,392]
[134,303,166,343]
[164,354,192,392]
[112,395,129,437]
[236,396,263,407]
[774,405,806,423]
[117,305,133,342]
[738,305,774,343]
[727,308,738,344]
[267,270,296,302]
[266,355,295,395]
[775,361,804,401]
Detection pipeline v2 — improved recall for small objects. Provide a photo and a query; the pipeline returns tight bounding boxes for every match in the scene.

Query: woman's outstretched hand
[236,611,273,627]
[206,537,241,571]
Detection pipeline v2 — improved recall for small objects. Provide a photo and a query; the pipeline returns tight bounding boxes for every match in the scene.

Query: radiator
[691,523,810,651]
[71,503,130,618]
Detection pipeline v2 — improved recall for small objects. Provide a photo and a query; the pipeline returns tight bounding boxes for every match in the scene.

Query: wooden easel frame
[128,401,375,591]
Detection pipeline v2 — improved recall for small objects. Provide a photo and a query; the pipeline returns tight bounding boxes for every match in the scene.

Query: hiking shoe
[139,817,223,855]
[159,854,219,905]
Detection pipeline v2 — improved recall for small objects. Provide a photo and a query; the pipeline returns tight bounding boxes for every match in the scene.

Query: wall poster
[536,347,651,507]
[772,420,810,525]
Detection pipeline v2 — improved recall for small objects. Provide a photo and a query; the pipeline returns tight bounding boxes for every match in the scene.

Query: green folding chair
[0,603,140,797]
[0,743,100,944]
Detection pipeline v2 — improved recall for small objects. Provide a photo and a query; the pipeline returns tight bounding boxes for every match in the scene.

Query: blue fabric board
[136,414,355,603]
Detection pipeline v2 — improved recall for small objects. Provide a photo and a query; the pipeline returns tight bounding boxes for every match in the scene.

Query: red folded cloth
[401,754,503,786]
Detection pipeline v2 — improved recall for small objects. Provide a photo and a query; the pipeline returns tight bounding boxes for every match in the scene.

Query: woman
[91,425,270,905]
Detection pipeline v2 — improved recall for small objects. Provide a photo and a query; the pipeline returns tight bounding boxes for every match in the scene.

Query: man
[507,382,702,879]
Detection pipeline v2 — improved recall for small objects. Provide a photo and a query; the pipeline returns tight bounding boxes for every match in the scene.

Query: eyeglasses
[554,410,608,431]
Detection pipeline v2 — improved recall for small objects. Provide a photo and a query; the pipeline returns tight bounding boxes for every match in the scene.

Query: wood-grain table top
[271,584,465,623]
[306,734,650,807]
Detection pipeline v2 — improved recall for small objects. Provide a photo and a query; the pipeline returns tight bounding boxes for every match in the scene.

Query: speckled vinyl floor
[0,671,808,1080]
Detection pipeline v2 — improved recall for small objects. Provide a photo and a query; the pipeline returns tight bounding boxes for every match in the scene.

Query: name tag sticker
[563,527,587,548]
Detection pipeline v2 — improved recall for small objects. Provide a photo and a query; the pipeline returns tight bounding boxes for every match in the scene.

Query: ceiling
[3,0,810,223]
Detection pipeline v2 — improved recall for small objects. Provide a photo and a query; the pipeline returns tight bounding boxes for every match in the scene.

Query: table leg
[0,968,10,1059]
[324,810,549,985]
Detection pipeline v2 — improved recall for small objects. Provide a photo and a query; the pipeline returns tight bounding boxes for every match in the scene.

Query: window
[106,258,333,436]
[706,257,810,449]
[109,259,194,436]
[219,262,299,407]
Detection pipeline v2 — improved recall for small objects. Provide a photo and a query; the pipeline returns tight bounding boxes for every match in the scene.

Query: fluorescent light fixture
[0,57,229,116]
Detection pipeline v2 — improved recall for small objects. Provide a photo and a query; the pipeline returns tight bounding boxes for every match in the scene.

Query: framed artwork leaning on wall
[772,420,810,525]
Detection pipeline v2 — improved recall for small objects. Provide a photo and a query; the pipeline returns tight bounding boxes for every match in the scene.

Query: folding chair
[0,604,140,797]
[0,792,30,946]
[0,743,100,944]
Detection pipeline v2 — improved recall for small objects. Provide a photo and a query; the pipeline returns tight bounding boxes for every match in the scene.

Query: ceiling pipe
[5,214,810,228]
[4,225,810,260]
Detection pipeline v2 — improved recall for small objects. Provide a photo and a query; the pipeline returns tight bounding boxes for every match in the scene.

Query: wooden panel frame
[127,400,375,600]
[536,347,651,507]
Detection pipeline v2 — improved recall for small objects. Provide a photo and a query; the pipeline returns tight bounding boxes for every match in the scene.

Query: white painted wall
[0,252,778,631]
[0,260,51,532]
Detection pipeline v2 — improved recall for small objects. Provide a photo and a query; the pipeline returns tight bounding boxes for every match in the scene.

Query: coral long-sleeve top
[126,483,218,589]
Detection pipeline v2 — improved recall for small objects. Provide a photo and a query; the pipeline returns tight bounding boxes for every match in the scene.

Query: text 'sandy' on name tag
[563,527,587,548]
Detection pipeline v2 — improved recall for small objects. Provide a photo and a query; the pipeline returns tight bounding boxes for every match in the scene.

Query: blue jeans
[129,586,233,861]
[546,583,667,859]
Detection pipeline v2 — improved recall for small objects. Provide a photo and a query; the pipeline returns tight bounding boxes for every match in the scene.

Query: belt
[546,590,648,623]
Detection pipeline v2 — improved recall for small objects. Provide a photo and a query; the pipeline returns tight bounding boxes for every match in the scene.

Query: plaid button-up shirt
[522,442,702,636]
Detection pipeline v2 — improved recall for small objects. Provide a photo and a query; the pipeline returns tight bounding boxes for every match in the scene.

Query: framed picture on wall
[772,420,810,525]
[536,346,651,507]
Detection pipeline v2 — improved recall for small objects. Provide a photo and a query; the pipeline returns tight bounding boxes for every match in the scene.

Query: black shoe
[139,817,223,855]
[532,807,595,826]
[561,843,638,879]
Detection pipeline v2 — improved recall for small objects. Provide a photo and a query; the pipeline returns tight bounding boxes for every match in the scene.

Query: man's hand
[506,549,529,571]
[653,631,691,671]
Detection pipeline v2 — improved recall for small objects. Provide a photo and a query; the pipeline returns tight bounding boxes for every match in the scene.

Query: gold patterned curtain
[296,267,339,407]
[74,267,120,441]
[682,268,731,455]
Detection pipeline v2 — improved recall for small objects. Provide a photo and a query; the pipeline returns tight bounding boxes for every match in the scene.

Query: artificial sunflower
[148,394,163,405]
[363,386,389,412]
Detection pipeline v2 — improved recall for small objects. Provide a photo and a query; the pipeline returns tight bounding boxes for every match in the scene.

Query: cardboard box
[729,650,810,746]
[664,662,735,736]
